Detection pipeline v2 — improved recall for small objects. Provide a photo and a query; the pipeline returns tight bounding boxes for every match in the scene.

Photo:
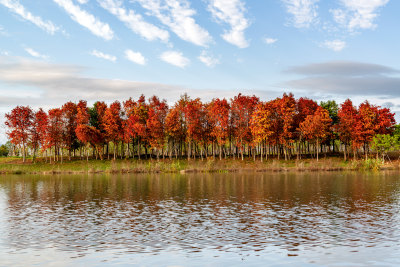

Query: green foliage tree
[320,100,339,124]
[370,134,398,162]
[0,144,9,157]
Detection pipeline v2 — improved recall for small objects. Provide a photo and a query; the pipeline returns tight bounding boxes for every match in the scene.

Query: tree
[126,95,149,159]
[299,106,332,161]
[5,106,34,162]
[276,93,297,160]
[320,100,339,124]
[208,98,230,160]
[354,101,379,160]
[31,108,48,161]
[0,144,9,157]
[371,134,398,163]
[231,93,259,160]
[147,96,169,159]
[75,101,105,160]
[250,101,276,161]
[165,107,184,159]
[337,99,358,160]
[185,98,204,159]
[47,108,64,161]
[103,101,123,159]
[62,102,79,160]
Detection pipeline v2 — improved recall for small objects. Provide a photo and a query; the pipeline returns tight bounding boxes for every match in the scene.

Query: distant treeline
[4,93,398,163]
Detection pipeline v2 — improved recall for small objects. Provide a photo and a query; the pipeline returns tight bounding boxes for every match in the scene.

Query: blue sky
[0,0,399,141]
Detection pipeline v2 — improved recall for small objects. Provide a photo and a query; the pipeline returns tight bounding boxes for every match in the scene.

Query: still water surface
[0,172,399,266]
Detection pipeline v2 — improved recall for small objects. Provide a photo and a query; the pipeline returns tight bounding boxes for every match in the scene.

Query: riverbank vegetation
[0,156,399,175]
[3,93,398,166]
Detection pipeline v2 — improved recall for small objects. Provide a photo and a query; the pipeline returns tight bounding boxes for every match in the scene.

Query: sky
[0,0,400,142]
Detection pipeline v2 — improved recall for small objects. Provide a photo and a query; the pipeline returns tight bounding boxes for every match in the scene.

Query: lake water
[0,172,399,266]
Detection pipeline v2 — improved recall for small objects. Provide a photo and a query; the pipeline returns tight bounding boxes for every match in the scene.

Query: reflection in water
[0,172,400,266]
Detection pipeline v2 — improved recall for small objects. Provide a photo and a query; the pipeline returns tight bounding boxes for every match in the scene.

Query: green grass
[0,156,396,175]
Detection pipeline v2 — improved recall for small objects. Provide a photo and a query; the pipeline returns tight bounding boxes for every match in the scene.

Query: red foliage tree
[125,95,149,159]
[47,108,64,161]
[5,106,34,162]
[103,101,123,159]
[31,108,48,161]
[231,93,259,160]
[147,96,168,159]
[299,106,332,161]
[337,99,358,160]
[62,101,78,160]
[75,100,104,160]
[276,93,297,159]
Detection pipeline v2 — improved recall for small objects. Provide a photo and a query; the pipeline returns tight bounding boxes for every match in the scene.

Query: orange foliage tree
[299,106,332,161]
[208,98,230,160]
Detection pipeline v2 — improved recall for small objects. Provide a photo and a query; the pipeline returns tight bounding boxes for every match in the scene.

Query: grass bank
[0,156,398,175]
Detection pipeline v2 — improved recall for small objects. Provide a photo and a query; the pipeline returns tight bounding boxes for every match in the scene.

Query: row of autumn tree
[5,93,396,163]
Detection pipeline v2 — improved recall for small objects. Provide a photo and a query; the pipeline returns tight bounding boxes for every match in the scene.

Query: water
[0,172,399,266]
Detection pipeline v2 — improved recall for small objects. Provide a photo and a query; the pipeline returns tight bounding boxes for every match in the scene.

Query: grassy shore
[0,156,398,175]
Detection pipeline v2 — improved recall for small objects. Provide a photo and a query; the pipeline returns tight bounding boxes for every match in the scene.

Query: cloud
[0,50,10,56]
[76,0,88,4]
[322,40,346,51]
[90,49,116,62]
[160,51,189,68]
[53,0,114,40]
[0,57,181,107]
[208,0,250,48]
[264,37,278,45]
[125,49,146,65]
[198,50,220,67]
[282,0,319,28]
[0,56,282,109]
[331,0,389,30]
[24,48,48,59]
[135,0,212,47]
[285,61,398,76]
[0,0,59,34]
[98,0,169,42]
[284,61,400,97]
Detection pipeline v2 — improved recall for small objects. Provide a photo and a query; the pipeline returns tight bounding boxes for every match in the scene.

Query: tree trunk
[138,139,141,160]
[188,140,191,160]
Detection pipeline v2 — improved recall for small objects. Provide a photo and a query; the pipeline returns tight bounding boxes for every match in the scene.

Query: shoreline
[0,157,398,175]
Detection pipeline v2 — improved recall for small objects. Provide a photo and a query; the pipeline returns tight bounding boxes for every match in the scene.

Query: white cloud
[125,49,146,65]
[135,0,212,47]
[322,40,346,52]
[282,0,319,28]
[208,0,250,48]
[198,50,220,67]
[331,8,346,25]
[264,37,278,44]
[332,0,389,30]
[0,50,10,56]
[98,0,169,42]
[0,0,59,34]
[24,47,49,59]
[160,51,189,68]
[53,0,114,40]
[77,0,89,4]
[90,49,116,62]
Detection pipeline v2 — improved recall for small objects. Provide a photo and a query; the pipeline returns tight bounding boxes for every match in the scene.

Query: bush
[0,144,9,157]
